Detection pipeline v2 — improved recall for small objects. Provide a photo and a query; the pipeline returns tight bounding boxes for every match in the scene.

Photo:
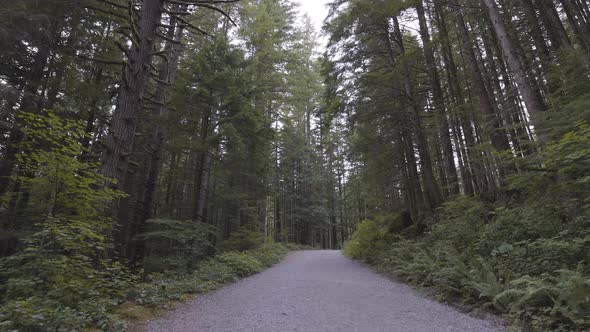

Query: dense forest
[0,0,589,330]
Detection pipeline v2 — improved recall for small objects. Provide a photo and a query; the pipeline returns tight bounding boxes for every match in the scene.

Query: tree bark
[452,4,511,153]
[193,113,217,223]
[141,19,185,223]
[416,0,459,196]
[559,0,590,56]
[433,1,476,195]
[534,0,572,50]
[483,0,546,127]
[0,33,52,196]
[101,0,164,194]
[519,0,550,66]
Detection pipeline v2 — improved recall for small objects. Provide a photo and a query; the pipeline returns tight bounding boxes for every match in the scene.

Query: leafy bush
[219,227,267,252]
[477,204,564,255]
[343,220,396,262]
[139,219,215,274]
[343,220,378,259]
[215,251,264,277]
[0,112,129,331]
[127,243,288,308]
[248,243,289,267]
[345,192,590,331]
[374,212,413,235]
[432,196,489,249]
[489,234,590,278]
[493,270,590,330]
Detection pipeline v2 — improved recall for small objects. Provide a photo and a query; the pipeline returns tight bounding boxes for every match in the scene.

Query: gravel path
[145,250,503,332]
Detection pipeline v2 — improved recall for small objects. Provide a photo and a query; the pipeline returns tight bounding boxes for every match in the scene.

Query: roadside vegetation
[1,212,287,331]
[332,1,590,330]
[2,0,590,330]
[344,124,590,330]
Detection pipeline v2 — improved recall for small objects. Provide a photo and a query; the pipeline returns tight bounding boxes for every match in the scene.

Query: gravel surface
[145,250,503,332]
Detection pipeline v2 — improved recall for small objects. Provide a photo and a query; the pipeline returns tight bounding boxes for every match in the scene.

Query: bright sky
[294,0,331,42]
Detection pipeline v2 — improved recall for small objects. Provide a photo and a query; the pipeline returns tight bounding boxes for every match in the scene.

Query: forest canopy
[0,0,589,330]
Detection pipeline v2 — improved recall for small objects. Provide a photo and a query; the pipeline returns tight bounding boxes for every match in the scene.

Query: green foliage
[139,219,215,274]
[0,257,132,331]
[488,233,590,278]
[345,192,590,331]
[343,220,397,262]
[219,227,267,252]
[433,196,489,249]
[248,243,289,266]
[477,204,563,254]
[542,49,590,139]
[128,243,288,307]
[13,111,123,223]
[492,270,590,330]
[0,112,129,330]
[545,122,590,179]
[373,212,413,235]
[215,251,264,277]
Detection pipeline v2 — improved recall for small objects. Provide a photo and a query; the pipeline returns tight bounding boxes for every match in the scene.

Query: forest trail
[144,251,503,332]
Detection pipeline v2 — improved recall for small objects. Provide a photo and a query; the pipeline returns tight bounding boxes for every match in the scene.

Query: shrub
[477,204,564,256]
[494,270,590,331]
[343,220,395,262]
[0,112,128,331]
[248,243,289,267]
[345,191,589,331]
[374,212,413,235]
[219,228,267,252]
[214,251,264,277]
[432,196,489,249]
[126,243,288,309]
[489,234,590,277]
[138,219,215,274]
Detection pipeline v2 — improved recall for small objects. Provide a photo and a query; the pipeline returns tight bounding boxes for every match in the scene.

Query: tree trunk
[389,16,442,216]
[194,113,217,223]
[101,0,164,194]
[141,60,183,220]
[452,5,511,153]
[433,1,476,195]
[559,0,590,55]
[520,0,550,66]
[535,0,572,50]
[483,0,546,126]
[141,11,186,223]
[574,0,590,27]
[416,0,459,196]
[0,34,52,196]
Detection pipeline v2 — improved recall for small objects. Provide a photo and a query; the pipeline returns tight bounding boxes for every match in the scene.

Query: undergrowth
[344,198,590,331]
[127,243,288,308]
[0,242,288,331]
[344,125,590,331]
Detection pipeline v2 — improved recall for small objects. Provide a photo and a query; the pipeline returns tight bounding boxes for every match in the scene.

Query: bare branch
[193,3,237,26]
[86,5,127,20]
[75,53,126,66]
[169,15,210,36]
[144,97,166,106]
[95,0,128,10]
[113,40,130,58]
[157,32,183,44]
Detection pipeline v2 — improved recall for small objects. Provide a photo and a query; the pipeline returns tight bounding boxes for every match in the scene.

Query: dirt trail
[145,250,503,332]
